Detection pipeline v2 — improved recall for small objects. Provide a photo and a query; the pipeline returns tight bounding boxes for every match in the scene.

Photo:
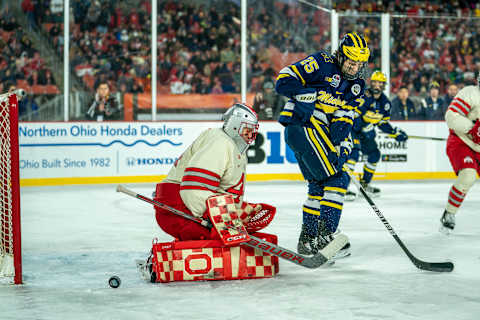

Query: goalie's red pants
[154,182,218,241]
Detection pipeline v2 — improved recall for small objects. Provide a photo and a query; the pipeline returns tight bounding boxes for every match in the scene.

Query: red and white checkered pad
[151,233,279,283]
[206,194,250,246]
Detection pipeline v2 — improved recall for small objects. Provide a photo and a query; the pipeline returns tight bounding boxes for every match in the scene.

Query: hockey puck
[108,276,121,288]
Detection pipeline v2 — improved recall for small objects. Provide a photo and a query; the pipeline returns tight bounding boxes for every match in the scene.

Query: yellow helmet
[336,32,370,80]
[340,32,370,63]
[370,70,387,83]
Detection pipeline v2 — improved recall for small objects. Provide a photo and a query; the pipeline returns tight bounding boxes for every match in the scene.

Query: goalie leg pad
[206,195,250,246]
[148,233,279,283]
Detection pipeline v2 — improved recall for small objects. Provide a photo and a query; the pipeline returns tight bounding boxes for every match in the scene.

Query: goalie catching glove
[236,202,276,233]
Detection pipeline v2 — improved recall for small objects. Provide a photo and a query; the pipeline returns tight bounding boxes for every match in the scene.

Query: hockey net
[0,92,22,284]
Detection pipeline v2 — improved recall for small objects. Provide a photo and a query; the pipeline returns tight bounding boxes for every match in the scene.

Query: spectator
[418,81,446,120]
[443,83,459,107]
[86,82,120,121]
[252,81,284,120]
[391,86,418,120]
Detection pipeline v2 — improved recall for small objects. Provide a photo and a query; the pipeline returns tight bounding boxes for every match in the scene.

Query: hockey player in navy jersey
[344,71,408,200]
[275,32,370,257]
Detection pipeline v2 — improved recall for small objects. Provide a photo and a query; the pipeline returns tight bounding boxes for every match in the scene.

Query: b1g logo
[247,132,297,164]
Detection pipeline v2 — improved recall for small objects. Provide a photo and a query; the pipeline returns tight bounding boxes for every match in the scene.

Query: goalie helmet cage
[0,92,22,284]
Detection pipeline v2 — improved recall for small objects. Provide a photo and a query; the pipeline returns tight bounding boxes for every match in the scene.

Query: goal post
[0,92,22,285]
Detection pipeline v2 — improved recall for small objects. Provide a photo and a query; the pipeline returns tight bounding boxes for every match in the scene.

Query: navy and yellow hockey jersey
[352,89,396,138]
[275,50,366,146]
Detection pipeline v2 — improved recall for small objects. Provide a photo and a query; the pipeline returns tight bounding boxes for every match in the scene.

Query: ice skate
[136,253,154,282]
[439,210,455,234]
[344,190,357,201]
[360,179,381,197]
[297,225,319,256]
[318,224,351,261]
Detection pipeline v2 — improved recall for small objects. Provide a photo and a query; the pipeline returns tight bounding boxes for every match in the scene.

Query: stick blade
[414,260,454,273]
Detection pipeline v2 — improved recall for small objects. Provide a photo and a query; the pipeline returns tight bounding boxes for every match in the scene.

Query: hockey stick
[345,168,454,272]
[116,184,347,269]
[384,134,446,141]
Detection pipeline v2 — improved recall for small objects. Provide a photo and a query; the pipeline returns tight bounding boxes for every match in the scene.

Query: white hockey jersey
[162,128,247,217]
[445,85,480,152]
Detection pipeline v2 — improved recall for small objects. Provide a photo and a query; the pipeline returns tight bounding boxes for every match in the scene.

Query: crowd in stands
[2,0,480,120]
[0,4,56,92]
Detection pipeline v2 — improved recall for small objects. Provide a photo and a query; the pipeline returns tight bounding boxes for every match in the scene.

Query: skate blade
[344,196,357,202]
[331,249,351,261]
[439,225,452,235]
[135,259,151,281]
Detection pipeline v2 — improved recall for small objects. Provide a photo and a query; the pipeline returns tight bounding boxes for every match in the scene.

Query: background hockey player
[275,32,370,258]
[344,71,408,200]
[440,74,480,233]
[153,103,272,241]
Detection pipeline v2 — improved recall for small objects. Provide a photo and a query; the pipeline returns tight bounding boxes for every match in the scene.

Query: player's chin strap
[344,167,454,272]
[116,185,347,269]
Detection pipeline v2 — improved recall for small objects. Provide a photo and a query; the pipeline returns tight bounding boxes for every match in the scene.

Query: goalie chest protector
[150,232,279,283]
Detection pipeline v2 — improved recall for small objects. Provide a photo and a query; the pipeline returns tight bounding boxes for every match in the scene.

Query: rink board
[18,121,454,186]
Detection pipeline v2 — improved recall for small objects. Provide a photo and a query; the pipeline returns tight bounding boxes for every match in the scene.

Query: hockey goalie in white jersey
[153,103,276,243]
[441,74,480,233]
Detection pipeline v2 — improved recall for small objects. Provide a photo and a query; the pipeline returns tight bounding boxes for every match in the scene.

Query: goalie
[153,103,275,244]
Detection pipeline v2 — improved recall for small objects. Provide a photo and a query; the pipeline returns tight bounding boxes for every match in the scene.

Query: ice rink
[1,180,480,320]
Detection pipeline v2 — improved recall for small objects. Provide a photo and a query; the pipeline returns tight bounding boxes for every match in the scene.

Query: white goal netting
[0,92,21,284]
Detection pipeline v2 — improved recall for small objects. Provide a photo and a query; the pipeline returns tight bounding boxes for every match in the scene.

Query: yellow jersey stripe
[280,111,293,117]
[332,117,353,125]
[303,206,320,216]
[310,117,336,152]
[306,127,336,175]
[276,73,291,80]
[324,186,346,194]
[290,65,306,86]
[320,200,343,210]
[364,166,376,174]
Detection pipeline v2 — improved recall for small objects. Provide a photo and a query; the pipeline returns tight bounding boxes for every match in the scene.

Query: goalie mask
[222,103,259,154]
[370,70,387,95]
[335,32,370,80]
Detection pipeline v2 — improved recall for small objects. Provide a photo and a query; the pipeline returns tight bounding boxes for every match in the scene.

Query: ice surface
[1,180,479,320]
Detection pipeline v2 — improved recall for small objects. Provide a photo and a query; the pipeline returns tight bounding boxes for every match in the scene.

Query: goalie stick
[345,168,454,272]
[116,185,348,269]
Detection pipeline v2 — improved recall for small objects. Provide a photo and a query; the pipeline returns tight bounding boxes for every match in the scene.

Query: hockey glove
[392,128,408,142]
[468,120,480,144]
[334,145,350,170]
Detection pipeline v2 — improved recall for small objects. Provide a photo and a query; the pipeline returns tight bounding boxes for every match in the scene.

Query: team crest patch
[351,84,361,96]
[326,74,341,88]
[385,102,391,111]
[464,156,474,164]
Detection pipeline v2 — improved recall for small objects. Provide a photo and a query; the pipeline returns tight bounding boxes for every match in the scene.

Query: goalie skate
[136,255,154,282]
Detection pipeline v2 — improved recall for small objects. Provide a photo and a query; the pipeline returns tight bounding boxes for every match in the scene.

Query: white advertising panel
[19,121,454,185]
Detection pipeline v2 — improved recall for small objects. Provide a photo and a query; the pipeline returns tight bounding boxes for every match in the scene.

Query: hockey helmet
[335,32,370,80]
[222,103,259,153]
[370,70,387,94]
